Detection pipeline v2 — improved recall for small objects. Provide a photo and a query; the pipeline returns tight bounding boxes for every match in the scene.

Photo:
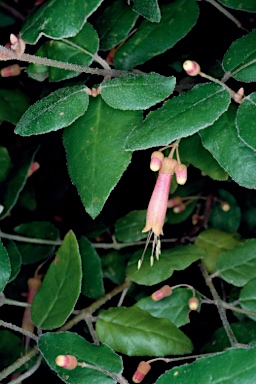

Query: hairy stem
[0,319,38,342]
[0,348,39,381]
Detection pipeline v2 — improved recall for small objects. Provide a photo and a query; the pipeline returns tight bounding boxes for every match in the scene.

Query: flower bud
[132,361,151,383]
[174,164,187,185]
[188,297,199,311]
[220,201,230,212]
[173,203,186,213]
[167,196,183,208]
[151,285,172,301]
[55,355,78,370]
[1,64,21,77]
[150,151,164,172]
[27,162,40,177]
[183,60,201,76]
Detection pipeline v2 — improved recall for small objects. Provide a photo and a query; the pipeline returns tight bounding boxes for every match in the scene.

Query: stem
[147,352,221,365]
[8,355,42,384]
[79,362,129,384]
[0,1,25,21]
[0,45,125,77]
[4,298,30,307]
[171,284,196,296]
[199,71,236,98]
[59,278,132,331]
[84,314,100,345]
[0,320,38,342]
[0,348,39,381]
[200,263,238,347]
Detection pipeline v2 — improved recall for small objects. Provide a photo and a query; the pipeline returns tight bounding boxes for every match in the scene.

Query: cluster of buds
[139,143,187,268]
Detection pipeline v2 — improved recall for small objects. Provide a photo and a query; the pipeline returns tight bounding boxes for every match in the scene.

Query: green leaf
[17,183,37,211]
[209,189,241,233]
[223,29,256,82]
[31,231,82,329]
[15,86,89,136]
[0,10,15,27]
[14,221,60,264]
[236,92,256,150]
[239,278,256,322]
[202,321,256,353]
[79,236,104,299]
[135,288,198,328]
[216,239,256,287]
[0,147,12,183]
[126,83,231,150]
[27,23,98,82]
[218,0,256,13]
[179,134,228,181]
[115,210,147,242]
[155,347,256,384]
[0,89,30,125]
[63,96,142,219]
[195,228,243,274]
[127,245,206,286]
[200,106,256,189]
[0,331,22,370]
[38,332,123,384]
[0,240,11,292]
[96,306,193,356]
[96,0,139,50]
[101,251,127,285]
[21,0,104,43]
[133,0,161,22]
[114,0,199,70]
[5,241,21,282]
[101,73,176,110]
[0,146,38,219]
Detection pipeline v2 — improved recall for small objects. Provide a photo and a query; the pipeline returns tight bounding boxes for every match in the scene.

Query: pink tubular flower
[139,158,176,268]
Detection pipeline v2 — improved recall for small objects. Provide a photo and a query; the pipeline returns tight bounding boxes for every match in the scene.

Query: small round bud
[183,60,201,76]
[132,361,151,383]
[188,297,199,311]
[173,203,186,213]
[151,285,172,301]
[167,196,183,208]
[55,355,78,370]
[220,202,230,212]
[150,151,164,172]
[1,64,21,77]
[174,164,187,185]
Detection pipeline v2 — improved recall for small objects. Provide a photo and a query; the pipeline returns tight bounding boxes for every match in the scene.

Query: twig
[8,355,43,384]
[0,348,39,381]
[0,1,24,21]
[0,319,38,342]
[84,314,100,345]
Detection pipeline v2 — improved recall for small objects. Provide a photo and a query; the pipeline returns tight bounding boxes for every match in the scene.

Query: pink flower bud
[1,64,21,77]
[174,164,187,185]
[10,34,26,57]
[167,196,183,208]
[151,285,172,301]
[221,202,230,212]
[132,361,151,383]
[55,355,78,370]
[188,297,200,311]
[183,60,201,76]
[27,162,40,177]
[150,151,164,172]
[173,203,186,213]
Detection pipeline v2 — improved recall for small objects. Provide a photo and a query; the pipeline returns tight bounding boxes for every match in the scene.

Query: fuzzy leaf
[218,0,256,12]
[239,278,256,322]
[200,106,256,189]
[79,236,104,299]
[63,97,142,219]
[5,241,21,282]
[223,29,256,82]
[31,231,82,329]
[114,0,199,70]
[127,245,206,285]
[101,251,127,285]
[133,0,161,22]
[38,332,122,384]
[96,1,138,50]
[101,73,176,110]
[15,86,89,136]
[216,239,256,287]
[236,92,256,150]
[195,228,243,274]
[96,306,193,356]
[0,240,11,292]
[126,83,230,150]
[21,0,104,43]
[155,348,256,384]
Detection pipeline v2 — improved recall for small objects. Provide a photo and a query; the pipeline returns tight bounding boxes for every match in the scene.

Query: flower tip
[55,355,78,370]
[188,297,200,311]
[174,164,187,185]
[150,151,164,172]
[151,285,172,301]
[183,60,201,76]
[132,361,151,383]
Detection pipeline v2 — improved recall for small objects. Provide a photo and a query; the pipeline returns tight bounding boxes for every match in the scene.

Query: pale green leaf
[39,332,122,384]
[126,83,230,150]
[31,231,82,329]
[15,86,89,136]
[96,306,193,356]
[63,96,142,219]
[101,73,176,110]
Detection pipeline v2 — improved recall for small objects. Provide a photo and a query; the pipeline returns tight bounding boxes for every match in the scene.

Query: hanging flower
[139,157,176,268]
